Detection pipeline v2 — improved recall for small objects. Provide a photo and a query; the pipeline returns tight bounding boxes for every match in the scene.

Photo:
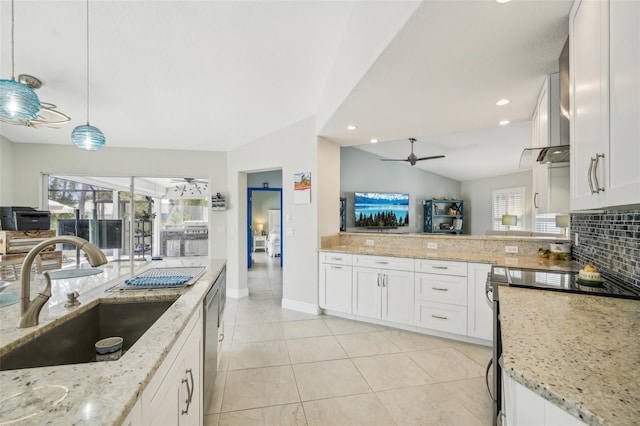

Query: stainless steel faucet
[18,236,108,328]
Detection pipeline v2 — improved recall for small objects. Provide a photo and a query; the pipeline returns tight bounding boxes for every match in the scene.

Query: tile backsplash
[571,210,640,290]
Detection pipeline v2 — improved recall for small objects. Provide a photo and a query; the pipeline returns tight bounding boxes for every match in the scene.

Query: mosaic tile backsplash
[571,210,640,290]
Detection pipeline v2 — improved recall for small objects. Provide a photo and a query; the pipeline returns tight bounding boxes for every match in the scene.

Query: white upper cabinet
[570,0,640,210]
[607,0,640,207]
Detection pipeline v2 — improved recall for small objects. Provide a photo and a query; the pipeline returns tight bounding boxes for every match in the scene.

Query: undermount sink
[0,299,176,371]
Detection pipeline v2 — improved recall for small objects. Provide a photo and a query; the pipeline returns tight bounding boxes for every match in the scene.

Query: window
[492,187,525,231]
[534,213,567,235]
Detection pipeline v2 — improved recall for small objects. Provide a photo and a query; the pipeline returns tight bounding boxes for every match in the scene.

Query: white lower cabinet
[415,259,468,336]
[467,263,493,341]
[352,255,414,325]
[319,252,353,314]
[503,374,586,426]
[142,309,202,425]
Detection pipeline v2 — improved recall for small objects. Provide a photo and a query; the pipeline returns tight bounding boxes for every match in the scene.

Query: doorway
[247,187,283,268]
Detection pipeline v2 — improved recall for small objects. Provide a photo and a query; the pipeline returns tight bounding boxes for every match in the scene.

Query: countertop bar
[319,245,580,272]
[0,257,225,425]
[499,286,640,426]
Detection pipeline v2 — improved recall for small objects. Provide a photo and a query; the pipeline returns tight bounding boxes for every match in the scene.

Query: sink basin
[0,299,176,371]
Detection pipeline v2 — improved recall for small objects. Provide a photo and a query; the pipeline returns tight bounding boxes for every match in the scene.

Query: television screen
[354,192,409,227]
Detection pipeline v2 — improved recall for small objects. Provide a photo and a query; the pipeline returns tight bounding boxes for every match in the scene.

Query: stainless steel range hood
[519,144,570,167]
[520,37,570,168]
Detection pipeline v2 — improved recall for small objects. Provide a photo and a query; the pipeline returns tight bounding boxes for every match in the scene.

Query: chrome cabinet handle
[432,287,448,291]
[588,157,597,194]
[593,153,605,193]
[431,314,448,320]
[533,192,539,209]
[432,266,448,270]
[331,257,343,261]
[219,333,224,343]
[375,261,389,265]
[330,265,343,270]
[181,368,194,415]
[377,274,381,287]
[383,274,387,287]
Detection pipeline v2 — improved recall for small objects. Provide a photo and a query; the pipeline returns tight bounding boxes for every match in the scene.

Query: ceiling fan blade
[415,155,446,161]
[380,159,409,162]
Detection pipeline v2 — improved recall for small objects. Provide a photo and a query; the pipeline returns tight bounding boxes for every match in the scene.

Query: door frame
[247,187,283,268]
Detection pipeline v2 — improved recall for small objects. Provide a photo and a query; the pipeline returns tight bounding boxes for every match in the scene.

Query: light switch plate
[365,240,374,246]
[427,242,437,249]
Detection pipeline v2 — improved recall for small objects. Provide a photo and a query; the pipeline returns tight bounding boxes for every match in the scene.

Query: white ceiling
[0,0,572,182]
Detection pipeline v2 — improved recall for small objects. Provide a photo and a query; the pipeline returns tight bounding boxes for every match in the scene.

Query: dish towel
[124,275,191,287]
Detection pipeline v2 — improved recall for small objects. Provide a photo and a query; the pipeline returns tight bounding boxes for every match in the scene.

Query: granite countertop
[0,257,225,425]
[499,286,640,426]
[319,245,580,272]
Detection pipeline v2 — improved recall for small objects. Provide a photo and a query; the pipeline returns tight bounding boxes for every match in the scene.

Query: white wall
[318,137,341,239]
[461,170,533,235]
[248,170,283,188]
[0,136,15,206]
[227,117,320,312]
[340,146,461,233]
[5,142,228,258]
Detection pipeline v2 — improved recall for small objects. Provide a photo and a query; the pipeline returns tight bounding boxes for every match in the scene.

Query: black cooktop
[490,266,640,300]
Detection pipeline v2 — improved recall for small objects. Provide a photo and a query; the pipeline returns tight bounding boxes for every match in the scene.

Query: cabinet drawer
[415,259,467,276]
[416,302,467,335]
[320,252,353,265]
[354,255,414,271]
[415,273,467,305]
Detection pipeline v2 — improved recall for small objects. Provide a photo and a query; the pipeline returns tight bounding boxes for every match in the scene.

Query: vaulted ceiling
[0,0,571,181]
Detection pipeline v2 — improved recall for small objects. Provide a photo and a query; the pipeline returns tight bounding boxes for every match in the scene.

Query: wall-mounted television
[354,192,409,228]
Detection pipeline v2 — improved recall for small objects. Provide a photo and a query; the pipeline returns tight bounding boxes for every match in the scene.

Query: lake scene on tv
[354,192,409,227]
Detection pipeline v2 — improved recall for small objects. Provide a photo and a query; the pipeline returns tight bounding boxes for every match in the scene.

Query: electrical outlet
[427,242,438,249]
[365,239,374,246]
[505,246,519,254]
[575,233,579,246]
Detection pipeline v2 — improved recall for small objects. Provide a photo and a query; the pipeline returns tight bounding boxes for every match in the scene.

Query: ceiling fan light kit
[72,0,106,151]
[0,0,42,121]
[380,138,445,166]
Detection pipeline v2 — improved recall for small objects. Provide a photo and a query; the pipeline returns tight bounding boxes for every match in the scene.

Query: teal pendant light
[0,0,41,121]
[72,0,105,151]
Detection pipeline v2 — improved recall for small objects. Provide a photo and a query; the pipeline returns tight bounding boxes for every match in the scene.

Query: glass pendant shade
[0,78,42,120]
[71,123,106,151]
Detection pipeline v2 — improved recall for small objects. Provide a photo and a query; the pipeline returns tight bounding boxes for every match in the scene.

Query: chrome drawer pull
[432,314,448,320]
[331,257,343,261]
[432,287,448,291]
[594,153,605,193]
[330,265,343,270]
[588,157,596,194]
[432,266,448,269]
[375,261,389,264]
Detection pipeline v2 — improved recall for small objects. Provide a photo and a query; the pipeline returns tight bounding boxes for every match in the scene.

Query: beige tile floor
[204,252,493,426]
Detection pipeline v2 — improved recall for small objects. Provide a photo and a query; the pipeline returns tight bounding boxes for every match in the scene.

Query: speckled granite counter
[0,257,225,425]
[499,286,640,426]
[319,245,580,272]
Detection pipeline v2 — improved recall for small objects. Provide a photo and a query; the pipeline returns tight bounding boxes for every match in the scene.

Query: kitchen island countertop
[0,257,225,425]
[499,286,640,426]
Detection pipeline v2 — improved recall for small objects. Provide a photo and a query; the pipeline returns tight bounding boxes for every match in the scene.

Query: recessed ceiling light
[496,0,512,3]
[499,120,510,126]
[370,138,379,144]
[496,99,510,106]
[347,125,357,130]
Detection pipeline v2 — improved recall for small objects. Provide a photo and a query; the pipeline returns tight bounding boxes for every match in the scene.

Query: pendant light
[0,0,42,121]
[72,0,105,151]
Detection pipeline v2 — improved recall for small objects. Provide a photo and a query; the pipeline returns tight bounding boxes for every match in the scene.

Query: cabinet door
[179,322,202,426]
[150,364,181,425]
[319,263,352,314]
[466,263,492,341]
[352,267,382,319]
[607,0,640,207]
[570,0,609,210]
[381,269,414,325]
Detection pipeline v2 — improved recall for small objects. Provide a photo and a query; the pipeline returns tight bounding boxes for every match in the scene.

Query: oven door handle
[485,274,494,310]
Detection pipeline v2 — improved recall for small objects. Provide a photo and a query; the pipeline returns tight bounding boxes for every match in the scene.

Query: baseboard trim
[281,298,320,315]
[227,287,249,299]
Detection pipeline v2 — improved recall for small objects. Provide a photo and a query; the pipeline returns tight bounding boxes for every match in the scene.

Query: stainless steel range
[485,266,640,426]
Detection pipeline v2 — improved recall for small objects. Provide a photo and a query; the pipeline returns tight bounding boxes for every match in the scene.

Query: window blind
[492,187,525,231]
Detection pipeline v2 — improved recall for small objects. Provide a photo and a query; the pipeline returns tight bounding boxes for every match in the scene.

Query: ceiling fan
[380,138,445,166]
[170,178,208,184]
